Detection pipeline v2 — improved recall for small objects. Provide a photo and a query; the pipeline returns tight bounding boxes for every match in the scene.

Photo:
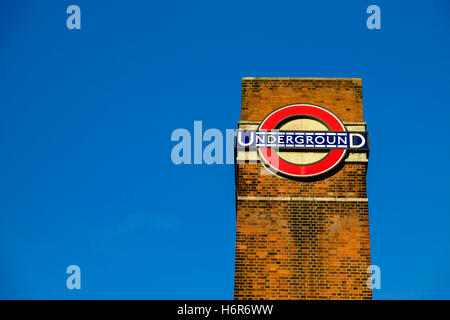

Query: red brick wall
[241,78,363,122]
[234,78,371,300]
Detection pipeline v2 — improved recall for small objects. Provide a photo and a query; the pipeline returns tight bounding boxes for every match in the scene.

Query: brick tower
[234,77,371,300]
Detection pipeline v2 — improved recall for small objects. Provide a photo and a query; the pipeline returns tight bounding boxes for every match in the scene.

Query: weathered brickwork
[235,198,371,300]
[234,78,372,300]
[241,78,363,122]
[237,163,367,199]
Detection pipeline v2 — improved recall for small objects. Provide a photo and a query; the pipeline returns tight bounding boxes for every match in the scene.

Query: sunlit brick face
[234,78,372,300]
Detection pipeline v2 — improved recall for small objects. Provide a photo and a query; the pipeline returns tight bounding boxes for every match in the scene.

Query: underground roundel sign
[236,104,369,178]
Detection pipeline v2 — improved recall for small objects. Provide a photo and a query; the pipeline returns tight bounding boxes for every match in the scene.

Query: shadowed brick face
[234,78,372,300]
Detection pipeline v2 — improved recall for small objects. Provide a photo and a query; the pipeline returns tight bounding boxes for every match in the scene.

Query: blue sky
[0,0,449,299]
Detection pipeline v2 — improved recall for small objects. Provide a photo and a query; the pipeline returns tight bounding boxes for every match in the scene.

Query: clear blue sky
[1,0,449,299]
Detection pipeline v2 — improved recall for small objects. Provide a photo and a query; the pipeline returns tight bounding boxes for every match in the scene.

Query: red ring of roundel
[258,104,347,178]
